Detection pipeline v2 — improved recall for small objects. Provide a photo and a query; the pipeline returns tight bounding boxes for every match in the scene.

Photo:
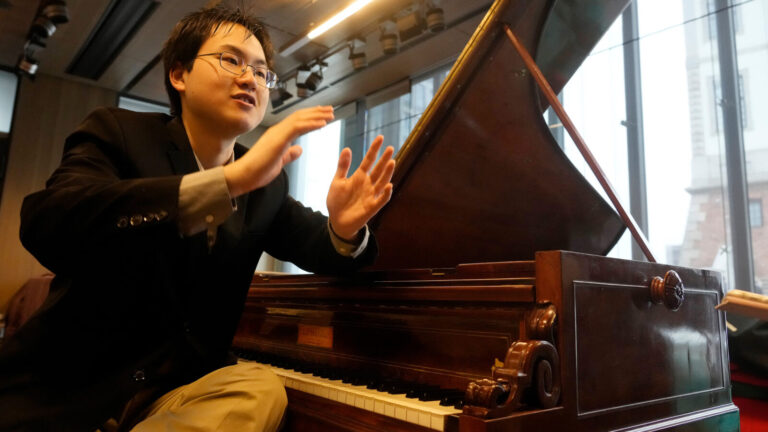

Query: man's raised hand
[224,106,334,197]
[326,135,395,241]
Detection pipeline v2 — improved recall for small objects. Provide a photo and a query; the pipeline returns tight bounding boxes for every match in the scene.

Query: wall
[0,74,116,312]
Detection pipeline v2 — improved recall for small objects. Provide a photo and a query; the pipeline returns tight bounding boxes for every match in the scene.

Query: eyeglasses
[197,51,278,89]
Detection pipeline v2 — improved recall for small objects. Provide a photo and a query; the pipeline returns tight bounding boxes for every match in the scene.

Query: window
[707,0,742,40]
[711,73,748,134]
[0,69,19,206]
[363,64,451,155]
[118,96,170,115]
[750,199,763,228]
[282,120,343,274]
[0,70,18,134]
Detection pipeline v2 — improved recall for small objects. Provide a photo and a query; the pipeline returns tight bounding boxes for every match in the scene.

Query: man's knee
[229,363,287,409]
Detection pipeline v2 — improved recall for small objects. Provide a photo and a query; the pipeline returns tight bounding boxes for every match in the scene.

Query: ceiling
[0,0,491,126]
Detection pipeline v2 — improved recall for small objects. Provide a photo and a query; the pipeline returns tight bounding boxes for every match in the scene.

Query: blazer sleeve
[263,172,378,275]
[19,108,183,276]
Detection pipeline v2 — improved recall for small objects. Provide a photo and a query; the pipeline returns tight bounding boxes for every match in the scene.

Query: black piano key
[366,377,381,389]
[407,385,439,399]
[351,374,369,386]
[382,381,410,395]
[440,391,465,406]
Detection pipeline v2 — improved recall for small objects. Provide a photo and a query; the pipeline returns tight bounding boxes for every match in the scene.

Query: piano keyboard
[239,359,462,431]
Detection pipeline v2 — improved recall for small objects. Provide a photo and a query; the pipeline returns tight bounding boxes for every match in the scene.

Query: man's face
[174,23,269,138]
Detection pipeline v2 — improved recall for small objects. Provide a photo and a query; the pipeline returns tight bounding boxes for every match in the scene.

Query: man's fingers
[335,148,352,179]
[358,135,384,173]
[369,146,394,183]
[373,183,393,209]
[373,159,396,194]
[282,145,303,165]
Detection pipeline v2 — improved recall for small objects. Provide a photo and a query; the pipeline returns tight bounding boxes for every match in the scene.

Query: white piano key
[395,406,407,421]
[407,408,419,424]
[419,411,431,427]
[374,400,386,415]
[385,403,395,417]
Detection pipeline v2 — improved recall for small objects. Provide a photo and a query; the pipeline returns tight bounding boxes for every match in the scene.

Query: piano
[232,0,740,430]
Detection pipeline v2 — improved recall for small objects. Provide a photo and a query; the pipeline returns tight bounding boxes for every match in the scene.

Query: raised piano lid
[368,0,631,271]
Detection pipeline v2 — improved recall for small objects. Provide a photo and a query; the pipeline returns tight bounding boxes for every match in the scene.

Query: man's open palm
[326,135,395,240]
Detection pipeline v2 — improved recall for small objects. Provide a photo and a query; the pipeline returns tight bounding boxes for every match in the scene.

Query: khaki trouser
[130,363,287,432]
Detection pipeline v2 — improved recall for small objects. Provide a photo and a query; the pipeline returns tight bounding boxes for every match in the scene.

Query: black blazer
[0,107,377,431]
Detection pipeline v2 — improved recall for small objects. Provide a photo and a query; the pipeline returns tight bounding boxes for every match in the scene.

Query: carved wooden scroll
[463,305,561,418]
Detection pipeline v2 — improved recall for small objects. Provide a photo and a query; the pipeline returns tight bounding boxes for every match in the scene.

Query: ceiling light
[379,20,398,55]
[308,0,376,39]
[380,33,398,55]
[270,82,293,109]
[349,52,367,70]
[348,38,367,70]
[425,7,444,32]
[304,62,327,92]
[281,0,378,57]
[16,53,39,78]
[30,15,56,38]
[397,9,425,42]
[296,83,312,98]
[42,0,70,24]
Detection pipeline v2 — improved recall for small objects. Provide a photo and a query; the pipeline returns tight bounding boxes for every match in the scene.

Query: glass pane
[283,120,343,274]
[637,0,706,271]
[0,70,18,133]
[733,0,768,293]
[118,96,170,115]
[363,64,452,155]
[559,15,631,259]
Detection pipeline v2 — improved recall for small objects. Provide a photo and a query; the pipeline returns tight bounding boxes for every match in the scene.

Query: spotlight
[379,20,398,55]
[17,53,39,78]
[425,7,444,32]
[296,64,311,83]
[379,33,398,55]
[349,52,367,70]
[304,62,326,92]
[348,38,367,71]
[296,83,312,98]
[30,15,56,38]
[270,82,293,109]
[396,9,424,42]
[42,0,69,24]
[28,34,47,49]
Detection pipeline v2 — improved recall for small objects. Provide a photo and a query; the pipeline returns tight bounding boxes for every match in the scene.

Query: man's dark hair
[162,6,274,117]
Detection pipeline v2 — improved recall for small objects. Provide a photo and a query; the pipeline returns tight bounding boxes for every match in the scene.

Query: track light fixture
[304,61,327,92]
[348,38,367,70]
[42,0,69,24]
[16,0,70,79]
[17,50,39,79]
[296,83,312,99]
[270,82,293,109]
[425,6,444,32]
[379,20,398,55]
[30,15,56,38]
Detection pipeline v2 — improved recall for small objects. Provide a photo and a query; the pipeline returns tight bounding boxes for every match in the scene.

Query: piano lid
[368,0,631,270]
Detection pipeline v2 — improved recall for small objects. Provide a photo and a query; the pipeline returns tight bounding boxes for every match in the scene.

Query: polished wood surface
[503,24,656,262]
[367,0,629,270]
[234,252,738,431]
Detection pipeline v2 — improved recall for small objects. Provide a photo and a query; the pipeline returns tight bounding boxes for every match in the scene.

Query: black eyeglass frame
[197,51,278,89]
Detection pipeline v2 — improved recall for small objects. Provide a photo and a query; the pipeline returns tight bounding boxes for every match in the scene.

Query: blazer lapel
[166,116,199,175]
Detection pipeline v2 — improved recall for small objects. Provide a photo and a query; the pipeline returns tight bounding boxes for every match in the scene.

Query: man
[0,5,394,432]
